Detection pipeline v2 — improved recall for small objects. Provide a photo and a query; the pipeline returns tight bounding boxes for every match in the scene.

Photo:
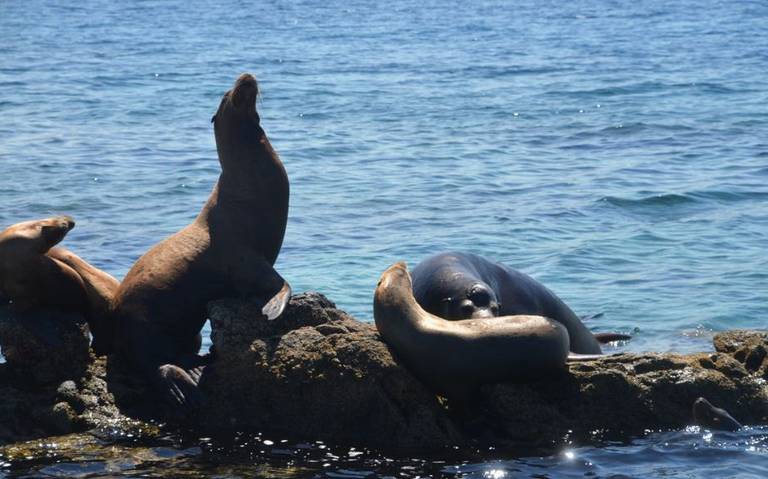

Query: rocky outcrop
[2,295,767,449]
[199,293,462,448]
[200,294,768,447]
[0,307,148,444]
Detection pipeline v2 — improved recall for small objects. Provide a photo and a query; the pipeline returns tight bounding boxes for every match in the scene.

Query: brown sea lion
[112,73,291,407]
[0,216,119,353]
[411,252,630,355]
[374,261,569,398]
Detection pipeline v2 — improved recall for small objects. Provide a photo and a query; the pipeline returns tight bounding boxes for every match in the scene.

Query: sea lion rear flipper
[594,332,632,343]
[261,279,291,320]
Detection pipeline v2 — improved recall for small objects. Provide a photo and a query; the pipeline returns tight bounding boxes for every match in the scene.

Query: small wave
[601,193,697,209]
[601,190,768,212]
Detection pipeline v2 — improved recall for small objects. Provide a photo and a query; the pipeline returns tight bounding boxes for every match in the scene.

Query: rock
[201,292,462,448]
[1,291,766,451]
[714,330,768,378]
[201,294,768,448]
[0,306,90,385]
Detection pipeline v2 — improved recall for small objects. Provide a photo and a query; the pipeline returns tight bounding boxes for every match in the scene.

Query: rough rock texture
[1,293,767,450]
[0,307,90,385]
[0,308,148,445]
[201,293,768,448]
[200,293,463,448]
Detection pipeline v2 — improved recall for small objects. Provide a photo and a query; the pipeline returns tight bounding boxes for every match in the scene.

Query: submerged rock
[1,293,767,449]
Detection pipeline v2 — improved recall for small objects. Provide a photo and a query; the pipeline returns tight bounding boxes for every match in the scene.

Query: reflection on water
[2,426,767,478]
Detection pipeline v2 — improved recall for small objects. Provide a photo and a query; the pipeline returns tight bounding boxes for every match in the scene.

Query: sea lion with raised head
[692,397,742,431]
[374,261,570,398]
[0,216,119,353]
[411,252,630,355]
[112,73,291,407]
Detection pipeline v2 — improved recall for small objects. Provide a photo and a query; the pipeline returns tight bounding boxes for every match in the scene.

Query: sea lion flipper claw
[156,364,203,409]
[261,279,291,320]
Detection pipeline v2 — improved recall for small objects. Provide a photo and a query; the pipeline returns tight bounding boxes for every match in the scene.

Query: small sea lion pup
[374,261,570,398]
[0,216,119,353]
[692,397,742,431]
[410,252,630,355]
[112,73,291,407]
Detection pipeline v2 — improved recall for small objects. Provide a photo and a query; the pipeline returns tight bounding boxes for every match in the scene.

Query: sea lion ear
[211,113,217,124]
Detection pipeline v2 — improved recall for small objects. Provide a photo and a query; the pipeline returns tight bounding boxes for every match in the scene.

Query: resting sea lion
[692,397,742,431]
[411,252,629,355]
[0,216,119,353]
[112,73,291,407]
[374,261,570,398]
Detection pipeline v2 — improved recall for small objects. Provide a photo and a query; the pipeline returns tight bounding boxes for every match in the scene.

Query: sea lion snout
[40,215,76,249]
[230,73,259,111]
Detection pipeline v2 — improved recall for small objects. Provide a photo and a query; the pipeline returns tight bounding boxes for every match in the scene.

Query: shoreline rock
[1,295,767,449]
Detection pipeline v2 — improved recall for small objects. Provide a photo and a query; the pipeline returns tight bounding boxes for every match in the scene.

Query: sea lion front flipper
[594,332,632,343]
[261,279,291,320]
[231,256,292,320]
[156,363,204,409]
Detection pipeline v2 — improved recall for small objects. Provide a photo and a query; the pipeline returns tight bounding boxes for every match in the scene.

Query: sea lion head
[211,73,260,127]
[0,216,76,304]
[692,397,742,431]
[0,216,75,256]
[211,73,268,170]
[438,281,500,320]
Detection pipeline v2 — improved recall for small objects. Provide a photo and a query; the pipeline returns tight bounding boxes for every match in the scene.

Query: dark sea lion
[0,216,119,353]
[112,73,291,407]
[374,261,570,398]
[411,252,629,355]
[692,397,742,431]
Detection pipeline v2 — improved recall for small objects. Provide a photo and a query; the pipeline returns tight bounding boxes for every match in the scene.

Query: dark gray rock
[0,307,90,385]
[200,292,462,448]
[1,292,766,450]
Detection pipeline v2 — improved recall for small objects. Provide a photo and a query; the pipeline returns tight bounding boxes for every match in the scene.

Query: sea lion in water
[112,73,291,407]
[0,216,119,353]
[692,397,742,431]
[374,261,570,398]
[411,252,629,355]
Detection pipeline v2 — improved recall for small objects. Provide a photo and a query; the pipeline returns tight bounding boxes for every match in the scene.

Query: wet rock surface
[1,294,767,449]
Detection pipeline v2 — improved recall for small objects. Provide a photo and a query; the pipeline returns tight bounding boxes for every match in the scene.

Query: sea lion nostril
[468,286,491,306]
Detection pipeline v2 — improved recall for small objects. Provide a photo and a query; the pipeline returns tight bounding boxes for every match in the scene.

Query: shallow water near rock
[1,427,768,478]
[1,0,767,475]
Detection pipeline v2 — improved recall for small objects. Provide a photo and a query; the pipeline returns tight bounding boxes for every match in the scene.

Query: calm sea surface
[1,0,767,476]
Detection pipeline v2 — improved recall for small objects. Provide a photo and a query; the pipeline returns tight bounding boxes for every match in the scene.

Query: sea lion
[0,216,119,353]
[411,252,629,355]
[692,397,742,431]
[112,73,291,407]
[373,261,570,398]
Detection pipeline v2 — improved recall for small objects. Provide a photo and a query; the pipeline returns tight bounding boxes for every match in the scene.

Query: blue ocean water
[1,0,767,476]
